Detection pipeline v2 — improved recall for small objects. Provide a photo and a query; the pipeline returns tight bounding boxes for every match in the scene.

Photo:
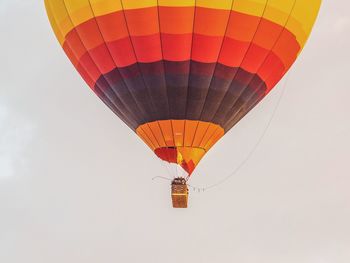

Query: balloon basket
[171,178,189,208]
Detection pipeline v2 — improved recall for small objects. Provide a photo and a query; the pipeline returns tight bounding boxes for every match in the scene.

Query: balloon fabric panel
[45,0,321,176]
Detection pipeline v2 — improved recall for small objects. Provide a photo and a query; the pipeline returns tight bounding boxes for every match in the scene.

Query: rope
[152,72,291,191]
[152,176,173,182]
[190,71,291,192]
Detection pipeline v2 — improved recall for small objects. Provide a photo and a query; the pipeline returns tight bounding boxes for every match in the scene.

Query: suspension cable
[190,71,291,192]
[152,72,291,191]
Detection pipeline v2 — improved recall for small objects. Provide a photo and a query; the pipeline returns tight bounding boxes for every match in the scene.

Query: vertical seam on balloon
[184,0,197,119]
[208,0,270,124]
[185,0,197,150]
[182,120,186,147]
[197,0,236,120]
[225,94,264,130]
[229,91,266,130]
[156,121,173,165]
[223,1,297,127]
[199,125,219,148]
[139,126,156,150]
[170,120,180,175]
[170,120,176,148]
[58,1,137,127]
[156,121,168,147]
[197,122,211,147]
[222,0,298,129]
[87,0,149,125]
[223,78,266,130]
[183,119,187,148]
[182,2,196,147]
[96,94,134,127]
[58,0,139,128]
[156,0,171,118]
[201,126,220,150]
[119,0,159,121]
[190,121,200,148]
[146,123,161,148]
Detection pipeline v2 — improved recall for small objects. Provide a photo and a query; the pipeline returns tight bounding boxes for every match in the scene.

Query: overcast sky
[1,1,350,262]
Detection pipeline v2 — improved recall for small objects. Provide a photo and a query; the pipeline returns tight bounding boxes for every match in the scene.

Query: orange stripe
[62,10,300,68]
[136,120,224,152]
[193,7,231,36]
[158,120,174,146]
[184,120,199,147]
[159,6,194,34]
[63,8,296,47]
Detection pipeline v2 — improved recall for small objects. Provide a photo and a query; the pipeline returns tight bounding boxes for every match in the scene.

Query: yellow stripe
[232,0,267,17]
[45,0,74,45]
[45,0,65,44]
[123,0,232,9]
[121,0,157,10]
[197,0,233,10]
[158,0,195,7]
[64,0,94,26]
[263,0,295,26]
[45,0,321,48]
[232,0,321,47]
[90,0,122,16]
[286,0,322,48]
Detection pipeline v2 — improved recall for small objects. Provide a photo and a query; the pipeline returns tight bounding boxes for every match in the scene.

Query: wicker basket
[171,178,189,208]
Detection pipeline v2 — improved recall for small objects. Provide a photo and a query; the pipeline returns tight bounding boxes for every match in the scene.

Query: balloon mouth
[136,120,225,176]
[155,147,201,175]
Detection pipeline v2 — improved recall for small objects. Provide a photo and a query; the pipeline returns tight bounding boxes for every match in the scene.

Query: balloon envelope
[45,0,321,176]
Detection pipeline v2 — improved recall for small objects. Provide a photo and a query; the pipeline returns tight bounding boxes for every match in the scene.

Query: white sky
[0,1,350,262]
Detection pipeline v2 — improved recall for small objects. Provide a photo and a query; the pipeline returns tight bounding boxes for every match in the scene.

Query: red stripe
[64,7,299,53]
[76,53,103,89]
[88,44,115,74]
[61,7,301,89]
[192,34,224,63]
[159,6,194,34]
[69,33,299,66]
[95,11,129,42]
[161,33,192,61]
[130,34,163,63]
[63,8,300,69]
[72,40,291,88]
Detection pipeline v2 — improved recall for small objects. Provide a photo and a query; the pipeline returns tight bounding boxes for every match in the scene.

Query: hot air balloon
[45,0,321,208]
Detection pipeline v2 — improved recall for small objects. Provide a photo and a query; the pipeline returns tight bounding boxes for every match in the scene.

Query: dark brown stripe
[93,61,267,131]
